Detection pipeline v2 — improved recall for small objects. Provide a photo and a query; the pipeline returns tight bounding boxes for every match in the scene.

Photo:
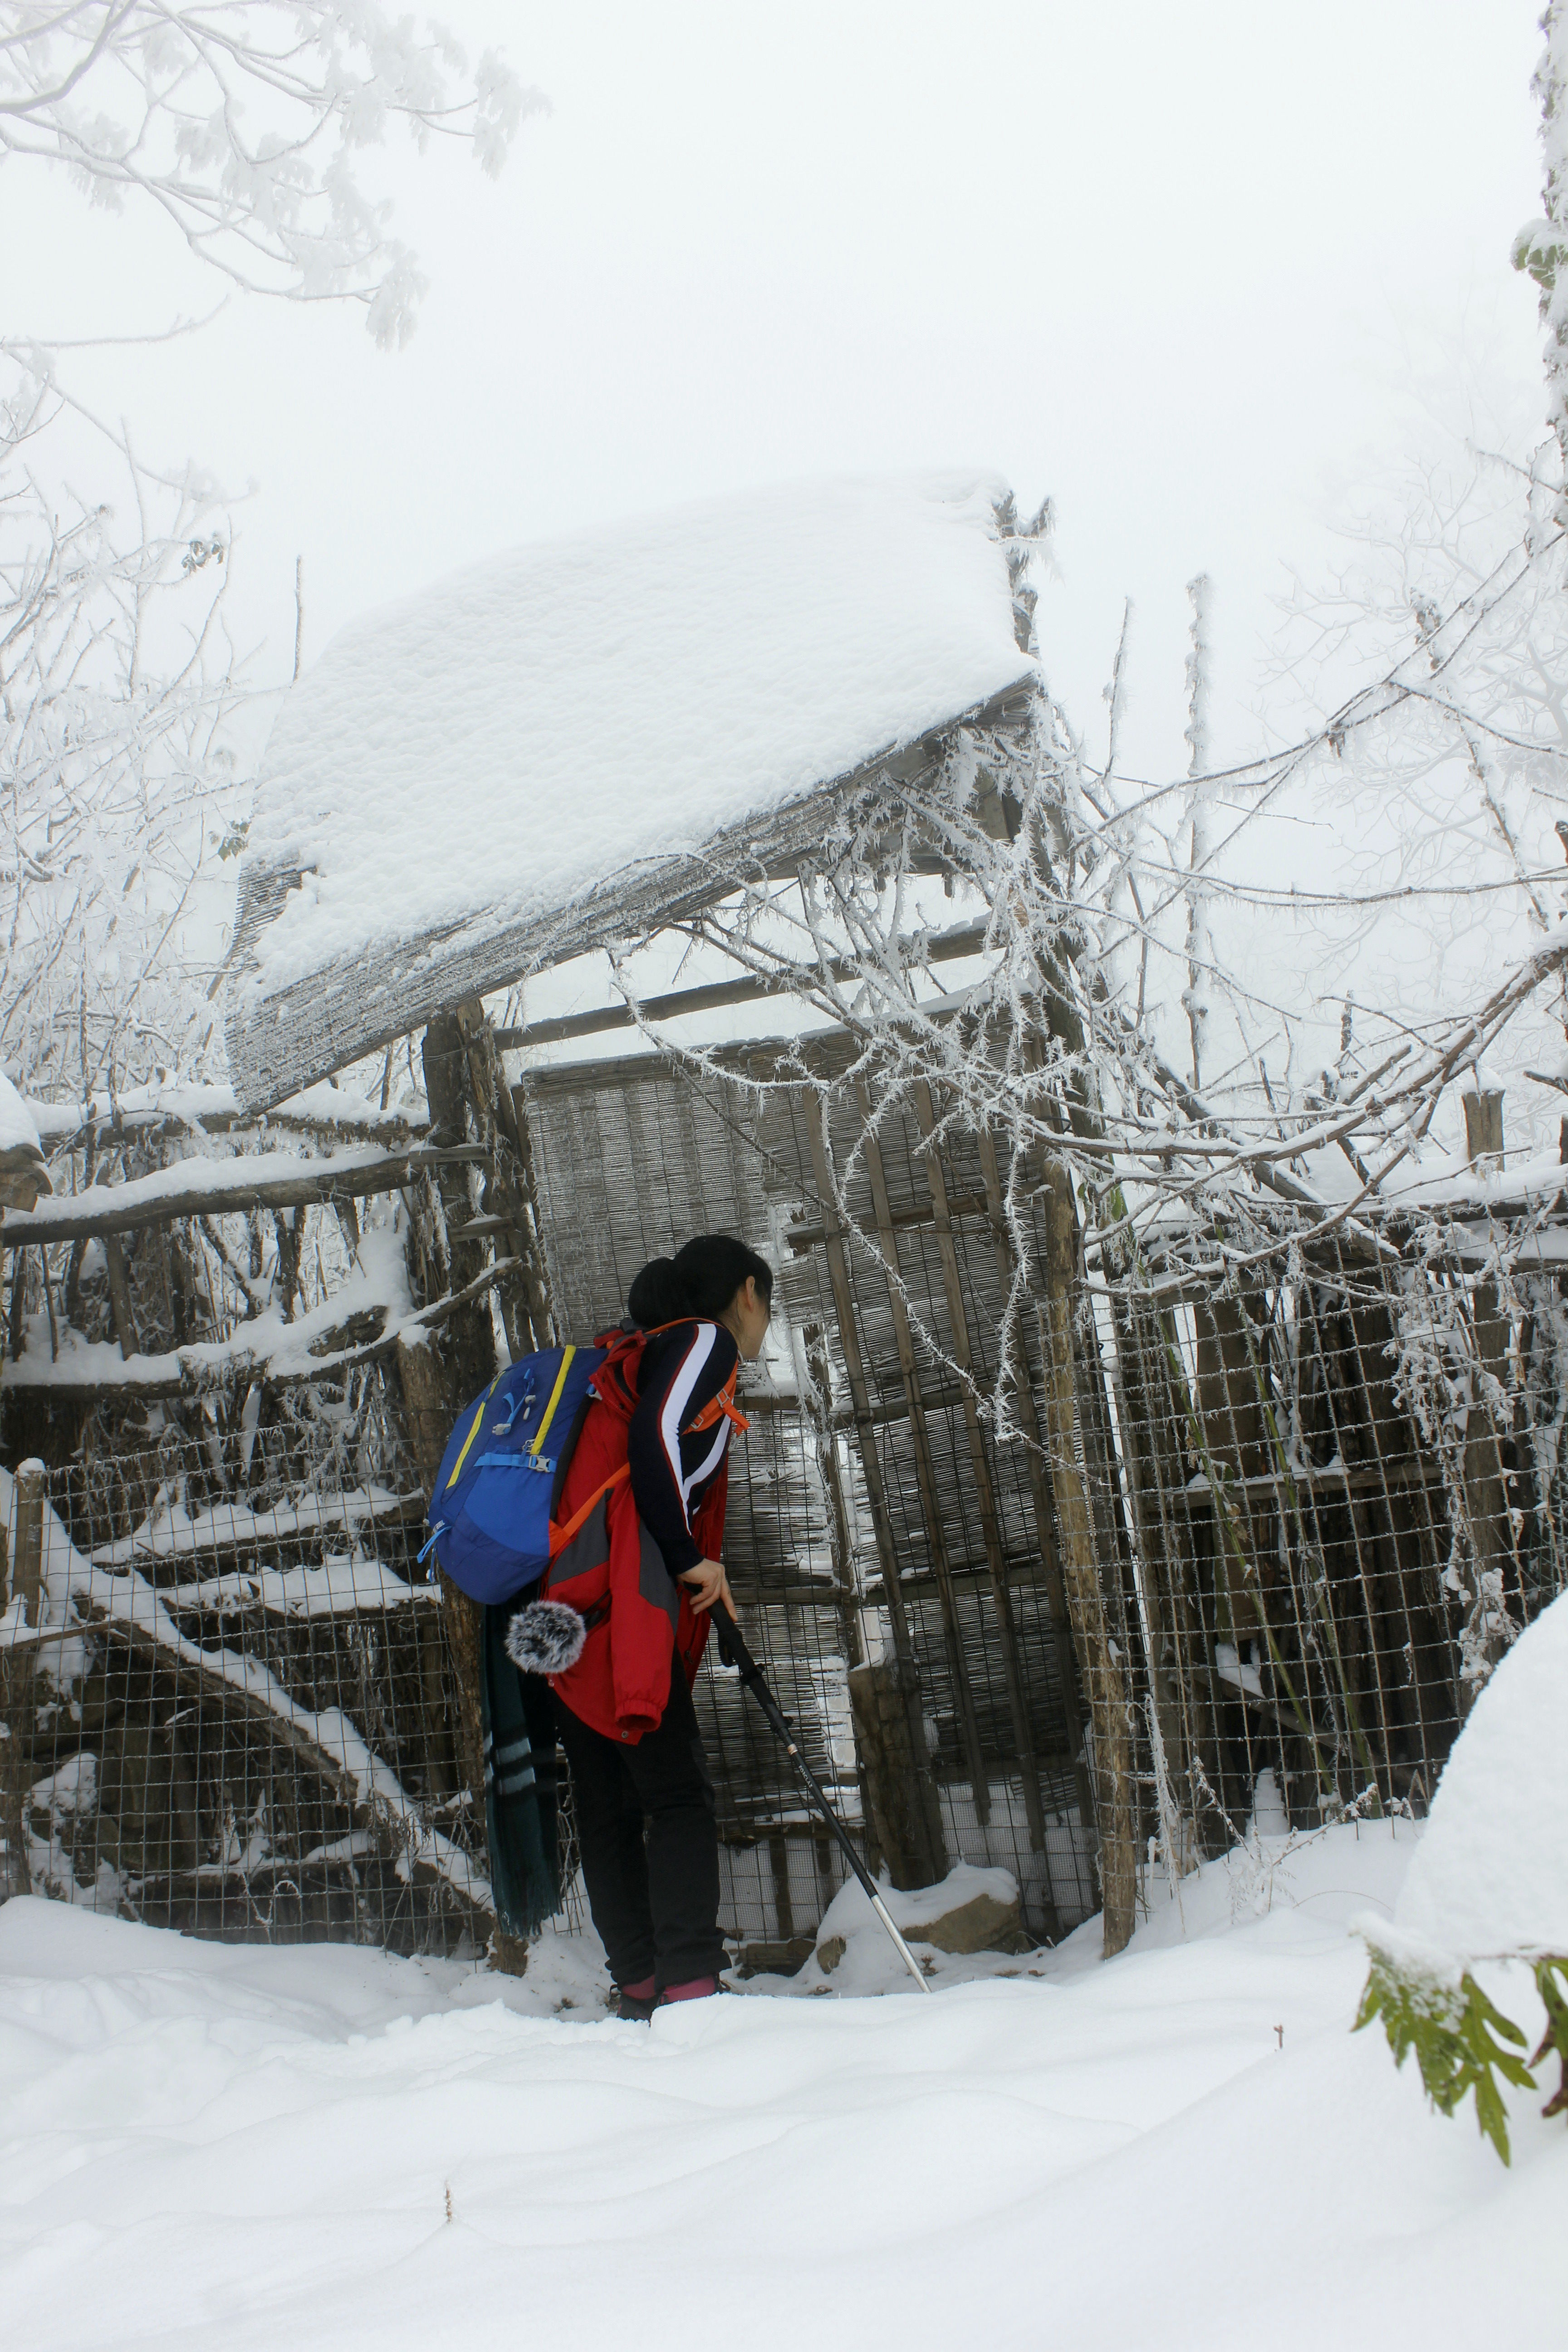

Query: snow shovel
[710,1605,933,1994]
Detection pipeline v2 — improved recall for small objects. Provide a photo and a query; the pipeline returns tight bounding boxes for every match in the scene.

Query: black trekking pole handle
[710,1605,932,1993]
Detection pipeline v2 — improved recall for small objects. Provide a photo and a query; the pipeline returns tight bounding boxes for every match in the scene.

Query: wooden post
[456,1000,556,1357]
[848,1656,941,1888]
[1107,1292,1199,1872]
[797,1319,880,1867]
[402,1026,522,1975]
[910,1083,1048,1855]
[396,1336,485,1816]
[1037,1161,1136,1956]
[806,1100,946,1888]
[855,1082,991,1827]
[0,1493,22,1896]
[421,1012,500,1403]
[11,1460,45,1626]
[1113,1292,1218,1856]
[102,1234,139,1358]
[0,1463,45,1899]
[798,1322,864,1672]
[1462,1090,1504,1165]
[1192,1288,1272,1643]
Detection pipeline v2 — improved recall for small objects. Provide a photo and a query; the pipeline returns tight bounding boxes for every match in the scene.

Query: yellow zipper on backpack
[530,1346,576,1456]
[444,1371,503,1490]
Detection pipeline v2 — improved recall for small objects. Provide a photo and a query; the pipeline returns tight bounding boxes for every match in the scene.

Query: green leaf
[1355,1945,1541,2166]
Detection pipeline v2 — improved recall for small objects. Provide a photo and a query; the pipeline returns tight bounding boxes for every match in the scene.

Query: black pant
[549,1658,725,1991]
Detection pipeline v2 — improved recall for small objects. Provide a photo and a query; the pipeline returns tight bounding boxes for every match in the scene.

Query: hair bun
[627,1254,694,1328]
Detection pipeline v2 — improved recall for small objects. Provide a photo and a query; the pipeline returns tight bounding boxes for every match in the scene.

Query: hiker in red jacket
[510,1235,772,2020]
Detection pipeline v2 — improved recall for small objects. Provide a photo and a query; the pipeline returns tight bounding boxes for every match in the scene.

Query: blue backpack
[420,1344,609,1606]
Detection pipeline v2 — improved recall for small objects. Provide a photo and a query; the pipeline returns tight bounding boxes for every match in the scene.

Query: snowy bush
[1355,1588,1568,2162]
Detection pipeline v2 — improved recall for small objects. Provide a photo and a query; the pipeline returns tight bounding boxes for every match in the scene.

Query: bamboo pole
[911,1083,1048,1855]
[806,1099,946,1887]
[854,1080,991,1826]
[972,1121,1093,1829]
[1036,1160,1136,1956]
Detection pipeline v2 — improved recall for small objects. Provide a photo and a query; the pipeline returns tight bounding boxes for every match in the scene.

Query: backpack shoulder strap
[593,1323,749,1436]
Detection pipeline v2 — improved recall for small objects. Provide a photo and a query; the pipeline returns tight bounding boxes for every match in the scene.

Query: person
[518,1234,772,2019]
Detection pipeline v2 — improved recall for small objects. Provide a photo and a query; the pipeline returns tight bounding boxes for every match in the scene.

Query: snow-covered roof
[224,473,1036,1108]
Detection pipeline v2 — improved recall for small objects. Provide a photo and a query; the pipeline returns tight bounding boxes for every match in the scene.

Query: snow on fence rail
[0,1445,496,1951]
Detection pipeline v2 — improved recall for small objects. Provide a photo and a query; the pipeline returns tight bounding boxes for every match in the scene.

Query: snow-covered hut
[214,472,1117,1955]
[225,474,1036,1107]
[2,477,1542,1967]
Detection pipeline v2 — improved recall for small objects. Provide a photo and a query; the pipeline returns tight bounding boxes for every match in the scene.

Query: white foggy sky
[5,0,1547,789]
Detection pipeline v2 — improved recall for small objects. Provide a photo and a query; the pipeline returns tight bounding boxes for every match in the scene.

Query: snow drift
[2,1823,1563,2351]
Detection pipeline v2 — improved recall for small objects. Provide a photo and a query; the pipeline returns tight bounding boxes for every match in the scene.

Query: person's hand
[679,1558,735,1618]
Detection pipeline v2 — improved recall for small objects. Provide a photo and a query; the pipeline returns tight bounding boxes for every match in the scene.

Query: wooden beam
[0,1145,485,1250]
[494,920,991,1050]
[784,1189,991,1255]
[0,1258,519,1401]
[39,1103,425,1156]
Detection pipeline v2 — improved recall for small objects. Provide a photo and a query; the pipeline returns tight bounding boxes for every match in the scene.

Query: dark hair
[627,1235,774,1329]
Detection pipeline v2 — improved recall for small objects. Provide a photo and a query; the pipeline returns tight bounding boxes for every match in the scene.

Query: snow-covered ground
[2,1820,1562,2352]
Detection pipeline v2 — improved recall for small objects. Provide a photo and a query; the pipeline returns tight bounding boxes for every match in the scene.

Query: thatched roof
[224,474,1036,1108]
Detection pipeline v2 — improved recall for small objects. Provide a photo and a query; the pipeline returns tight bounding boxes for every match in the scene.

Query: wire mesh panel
[523,1043,1100,1943]
[1101,1219,1567,1871]
[0,1426,492,1953]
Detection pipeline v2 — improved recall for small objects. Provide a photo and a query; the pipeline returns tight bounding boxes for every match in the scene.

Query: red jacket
[543,1323,743,1744]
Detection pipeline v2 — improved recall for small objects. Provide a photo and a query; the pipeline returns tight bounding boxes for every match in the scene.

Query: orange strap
[548,1462,632,1558]
[686,1365,750,1436]
[547,1351,746,1561]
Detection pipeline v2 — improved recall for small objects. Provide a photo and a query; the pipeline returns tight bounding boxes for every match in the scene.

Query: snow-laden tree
[0,2,539,1096]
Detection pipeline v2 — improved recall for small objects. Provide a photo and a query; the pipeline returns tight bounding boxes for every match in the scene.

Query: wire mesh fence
[522,1043,1568,1952]
[0,1424,498,1952]
[3,1038,1563,1972]
[1098,1218,1565,1874]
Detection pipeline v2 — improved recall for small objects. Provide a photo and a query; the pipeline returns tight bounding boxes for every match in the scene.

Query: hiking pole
[710,1606,932,1994]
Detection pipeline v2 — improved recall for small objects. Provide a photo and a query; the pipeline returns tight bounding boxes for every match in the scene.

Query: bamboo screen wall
[523,1039,1101,1945]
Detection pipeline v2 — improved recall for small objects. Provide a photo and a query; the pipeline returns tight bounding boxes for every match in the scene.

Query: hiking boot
[615,1975,658,2023]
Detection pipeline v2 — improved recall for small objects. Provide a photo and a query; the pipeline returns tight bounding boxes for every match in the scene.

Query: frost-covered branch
[0,1,542,346]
